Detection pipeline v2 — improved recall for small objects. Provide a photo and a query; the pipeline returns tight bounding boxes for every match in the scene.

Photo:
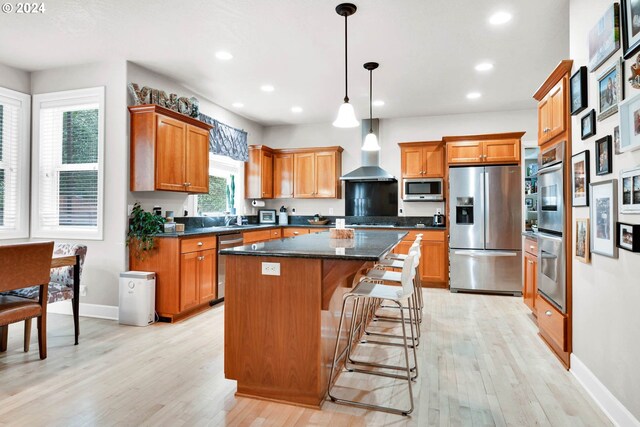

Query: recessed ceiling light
[291,106,303,113]
[232,102,244,108]
[260,84,275,92]
[215,51,233,60]
[467,92,482,100]
[372,100,385,107]
[489,11,512,25]
[475,62,494,72]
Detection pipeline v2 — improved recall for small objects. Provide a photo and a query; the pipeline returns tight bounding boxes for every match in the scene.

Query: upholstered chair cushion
[2,243,87,304]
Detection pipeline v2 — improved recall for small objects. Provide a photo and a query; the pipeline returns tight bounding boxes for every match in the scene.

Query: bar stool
[327,253,418,416]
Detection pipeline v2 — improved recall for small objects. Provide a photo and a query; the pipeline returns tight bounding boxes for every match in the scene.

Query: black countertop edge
[157,224,445,238]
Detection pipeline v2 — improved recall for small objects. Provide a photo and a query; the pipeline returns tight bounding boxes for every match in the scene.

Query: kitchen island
[220,230,406,408]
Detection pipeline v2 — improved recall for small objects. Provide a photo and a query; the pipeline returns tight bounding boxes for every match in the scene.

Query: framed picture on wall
[572,150,590,206]
[590,179,618,258]
[621,0,640,58]
[614,125,622,153]
[589,3,621,71]
[618,92,640,152]
[597,58,624,121]
[581,109,597,139]
[571,66,588,115]
[617,222,640,252]
[620,165,640,213]
[575,218,590,263]
[595,136,613,175]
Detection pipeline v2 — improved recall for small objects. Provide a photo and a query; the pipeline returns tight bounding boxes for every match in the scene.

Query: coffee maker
[433,209,445,227]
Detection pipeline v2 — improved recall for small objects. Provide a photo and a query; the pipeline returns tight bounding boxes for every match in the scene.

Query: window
[187,154,244,216]
[0,87,30,239]
[32,87,105,240]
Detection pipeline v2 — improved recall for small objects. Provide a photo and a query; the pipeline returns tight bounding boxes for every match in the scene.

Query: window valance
[198,113,248,162]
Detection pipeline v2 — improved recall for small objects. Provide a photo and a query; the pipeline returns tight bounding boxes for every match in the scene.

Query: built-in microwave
[403,178,444,201]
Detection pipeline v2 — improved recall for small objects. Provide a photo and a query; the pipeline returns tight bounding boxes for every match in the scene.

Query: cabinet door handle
[293,232,299,235]
[527,260,534,264]
[545,310,552,317]
[184,182,191,186]
[197,256,204,261]
[197,241,203,246]
[529,245,535,250]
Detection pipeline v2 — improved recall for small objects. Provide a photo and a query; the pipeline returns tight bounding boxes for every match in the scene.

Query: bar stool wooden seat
[327,253,418,416]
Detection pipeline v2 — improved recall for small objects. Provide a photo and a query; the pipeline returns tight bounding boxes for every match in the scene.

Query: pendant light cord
[369,69,373,132]
[344,15,349,103]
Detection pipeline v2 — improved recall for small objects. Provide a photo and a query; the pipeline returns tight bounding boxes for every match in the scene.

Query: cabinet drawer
[270,228,282,239]
[525,237,538,256]
[181,236,217,253]
[536,294,566,351]
[283,227,310,237]
[402,229,445,242]
[244,229,275,243]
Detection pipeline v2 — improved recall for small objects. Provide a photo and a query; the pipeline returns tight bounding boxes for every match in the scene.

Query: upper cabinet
[444,132,525,165]
[399,141,445,178]
[537,77,567,145]
[246,145,343,199]
[273,152,294,198]
[129,104,213,193]
[245,146,274,199]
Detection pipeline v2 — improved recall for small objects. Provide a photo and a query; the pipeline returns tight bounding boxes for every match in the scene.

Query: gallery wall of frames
[571,0,640,262]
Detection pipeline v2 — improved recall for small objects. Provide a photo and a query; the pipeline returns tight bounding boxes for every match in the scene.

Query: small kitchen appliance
[259,209,277,224]
[433,210,445,227]
[278,206,288,225]
[403,178,444,201]
[119,271,156,326]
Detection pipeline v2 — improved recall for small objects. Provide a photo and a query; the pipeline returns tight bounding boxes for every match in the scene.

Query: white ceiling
[0,0,569,126]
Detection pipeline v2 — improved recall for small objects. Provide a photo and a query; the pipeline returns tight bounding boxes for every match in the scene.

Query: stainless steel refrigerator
[448,165,522,295]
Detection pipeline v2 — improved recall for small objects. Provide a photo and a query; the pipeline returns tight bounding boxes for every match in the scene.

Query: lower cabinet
[536,293,567,353]
[523,251,537,312]
[129,236,217,322]
[391,229,448,287]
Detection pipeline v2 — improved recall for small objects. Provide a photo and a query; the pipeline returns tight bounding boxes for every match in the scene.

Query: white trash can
[119,271,156,326]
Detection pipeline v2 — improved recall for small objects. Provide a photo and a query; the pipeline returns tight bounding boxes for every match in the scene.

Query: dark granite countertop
[218,230,408,261]
[157,223,445,238]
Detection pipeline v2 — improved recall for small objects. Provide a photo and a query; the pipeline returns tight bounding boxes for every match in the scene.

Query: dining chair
[7,243,87,350]
[0,241,54,360]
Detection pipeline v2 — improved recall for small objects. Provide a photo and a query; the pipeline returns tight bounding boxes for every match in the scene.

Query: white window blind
[0,87,30,239]
[32,87,104,240]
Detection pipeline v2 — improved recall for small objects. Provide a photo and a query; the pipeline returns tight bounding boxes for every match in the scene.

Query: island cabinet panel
[129,104,213,193]
[129,235,217,322]
[273,153,294,198]
[245,146,274,199]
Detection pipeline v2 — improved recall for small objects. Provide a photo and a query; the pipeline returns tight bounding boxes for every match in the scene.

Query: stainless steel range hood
[340,119,396,181]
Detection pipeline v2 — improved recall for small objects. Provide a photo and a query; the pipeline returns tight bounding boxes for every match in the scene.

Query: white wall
[126,62,264,217]
[0,62,30,93]
[30,61,129,307]
[570,0,640,421]
[260,109,538,217]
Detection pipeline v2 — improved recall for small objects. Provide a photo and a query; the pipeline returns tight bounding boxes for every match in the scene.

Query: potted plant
[126,203,166,260]
[226,175,236,215]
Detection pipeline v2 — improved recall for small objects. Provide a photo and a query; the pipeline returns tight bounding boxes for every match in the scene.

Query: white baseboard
[570,354,640,427]
[48,301,118,321]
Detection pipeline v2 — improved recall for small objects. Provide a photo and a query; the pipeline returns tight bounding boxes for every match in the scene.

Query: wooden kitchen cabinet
[393,229,448,287]
[283,227,310,237]
[129,104,213,193]
[523,250,537,312]
[293,148,343,199]
[246,146,274,199]
[444,132,524,165]
[538,77,567,145]
[536,293,567,352]
[399,141,445,178]
[129,235,217,322]
[273,152,294,198]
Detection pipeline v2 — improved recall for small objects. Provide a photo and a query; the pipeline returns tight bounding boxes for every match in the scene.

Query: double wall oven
[536,141,566,313]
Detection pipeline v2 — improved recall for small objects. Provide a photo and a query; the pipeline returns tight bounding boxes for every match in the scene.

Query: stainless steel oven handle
[453,250,518,257]
[538,162,563,174]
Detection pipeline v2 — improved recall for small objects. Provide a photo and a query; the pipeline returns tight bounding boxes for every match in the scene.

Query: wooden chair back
[0,242,54,293]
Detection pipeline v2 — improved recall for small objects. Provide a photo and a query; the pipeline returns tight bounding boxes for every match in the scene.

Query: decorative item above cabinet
[129,104,213,193]
[245,145,343,200]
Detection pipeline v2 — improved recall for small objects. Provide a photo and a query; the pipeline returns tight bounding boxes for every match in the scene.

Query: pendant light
[362,62,381,151]
[333,3,359,128]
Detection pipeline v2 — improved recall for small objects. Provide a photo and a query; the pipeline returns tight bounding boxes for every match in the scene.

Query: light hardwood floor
[0,290,610,426]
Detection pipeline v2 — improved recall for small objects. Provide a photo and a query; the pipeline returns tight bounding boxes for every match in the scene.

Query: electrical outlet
[80,285,87,296]
[291,207,296,214]
[127,204,134,216]
[261,262,280,276]
[329,208,334,215]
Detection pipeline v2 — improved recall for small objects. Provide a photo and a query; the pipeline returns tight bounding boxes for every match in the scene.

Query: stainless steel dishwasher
[214,232,244,304]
